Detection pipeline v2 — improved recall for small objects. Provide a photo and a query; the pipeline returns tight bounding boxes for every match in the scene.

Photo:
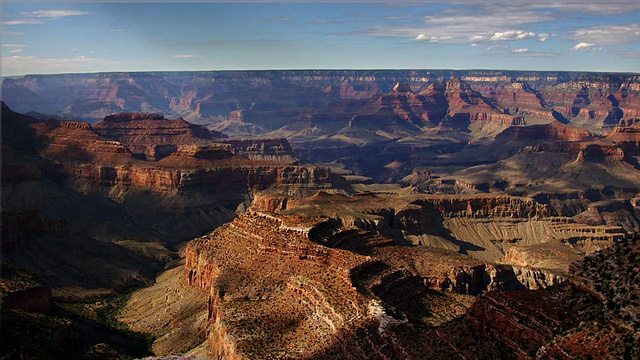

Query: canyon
[1,70,639,359]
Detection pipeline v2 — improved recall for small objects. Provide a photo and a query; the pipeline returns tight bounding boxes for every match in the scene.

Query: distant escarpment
[498,120,591,142]
[2,103,349,244]
[4,71,640,182]
[92,112,226,160]
[91,111,299,164]
[3,71,638,132]
[220,138,297,163]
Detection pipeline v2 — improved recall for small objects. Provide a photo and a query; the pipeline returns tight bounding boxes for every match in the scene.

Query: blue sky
[2,1,640,76]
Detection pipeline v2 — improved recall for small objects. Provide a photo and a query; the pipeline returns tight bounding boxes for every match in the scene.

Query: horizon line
[4,68,640,78]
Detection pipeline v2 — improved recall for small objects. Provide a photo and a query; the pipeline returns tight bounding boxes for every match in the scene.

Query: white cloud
[8,49,24,54]
[171,54,203,59]
[415,34,452,42]
[361,5,553,45]
[571,24,640,46]
[359,1,639,53]
[491,30,536,41]
[513,48,528,53]
[4,9,91,26]
[571,42,599,51]
[1,44,28,48]
[25,10,91,19]
[1,55,156,76]
[532,2,640,15]
[2,19,44,25]
[384,14,417,20]
[422,9,550,28]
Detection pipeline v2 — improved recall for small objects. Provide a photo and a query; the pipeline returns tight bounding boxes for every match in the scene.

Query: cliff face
[1,104,349,246]
[422,263,563,294]
[92,112,299,164]
[5,71,638,183]
[1,210,71,252]
[61,160,339,194]
[497,120,591,142]
[220,138,297,163]
[9,106,339,191]
[184,209,375,358]
[92,112,225,160]
[464,236,640,359]
[3,71,638,137]
[182,193,635,359]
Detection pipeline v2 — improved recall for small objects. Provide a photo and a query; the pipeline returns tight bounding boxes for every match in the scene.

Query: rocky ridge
[4,71,639,129]
[176,189,631,358]
[5,71,639,184]
[0,103,353,358]
[2,103,349,243]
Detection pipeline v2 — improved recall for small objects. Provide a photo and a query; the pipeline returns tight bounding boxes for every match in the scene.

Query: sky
[2,1,640,76]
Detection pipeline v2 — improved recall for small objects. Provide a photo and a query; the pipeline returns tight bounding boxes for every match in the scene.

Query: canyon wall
[181,195,637,358]
[3,71,638,134]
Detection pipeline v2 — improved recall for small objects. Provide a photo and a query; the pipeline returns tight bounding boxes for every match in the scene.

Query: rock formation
[3,70,640,359]
[0,103,352,359]
[4,71,638,140]
[178,189,637,358]
[464,236,640,359]
[93,112,225,160]
[1,103,349,243]
[5,71,638,183]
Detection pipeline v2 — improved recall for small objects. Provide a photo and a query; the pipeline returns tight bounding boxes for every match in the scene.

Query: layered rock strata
[182,191,630,358]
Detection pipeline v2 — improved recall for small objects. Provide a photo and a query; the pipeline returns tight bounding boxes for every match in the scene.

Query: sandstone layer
[178,190,631,358]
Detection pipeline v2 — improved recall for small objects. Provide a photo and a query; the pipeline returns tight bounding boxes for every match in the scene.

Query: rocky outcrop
[220,138,297,163]
[93,112,226,160]
[184,209,374,358]
[537,75,640,133]
[462,236,640,359]
[493,82,554,120]
[181,193,634,358]
[1,266,53,314]
[497,120,591,142]
[28,119,133,164]
[423,263,563,294]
